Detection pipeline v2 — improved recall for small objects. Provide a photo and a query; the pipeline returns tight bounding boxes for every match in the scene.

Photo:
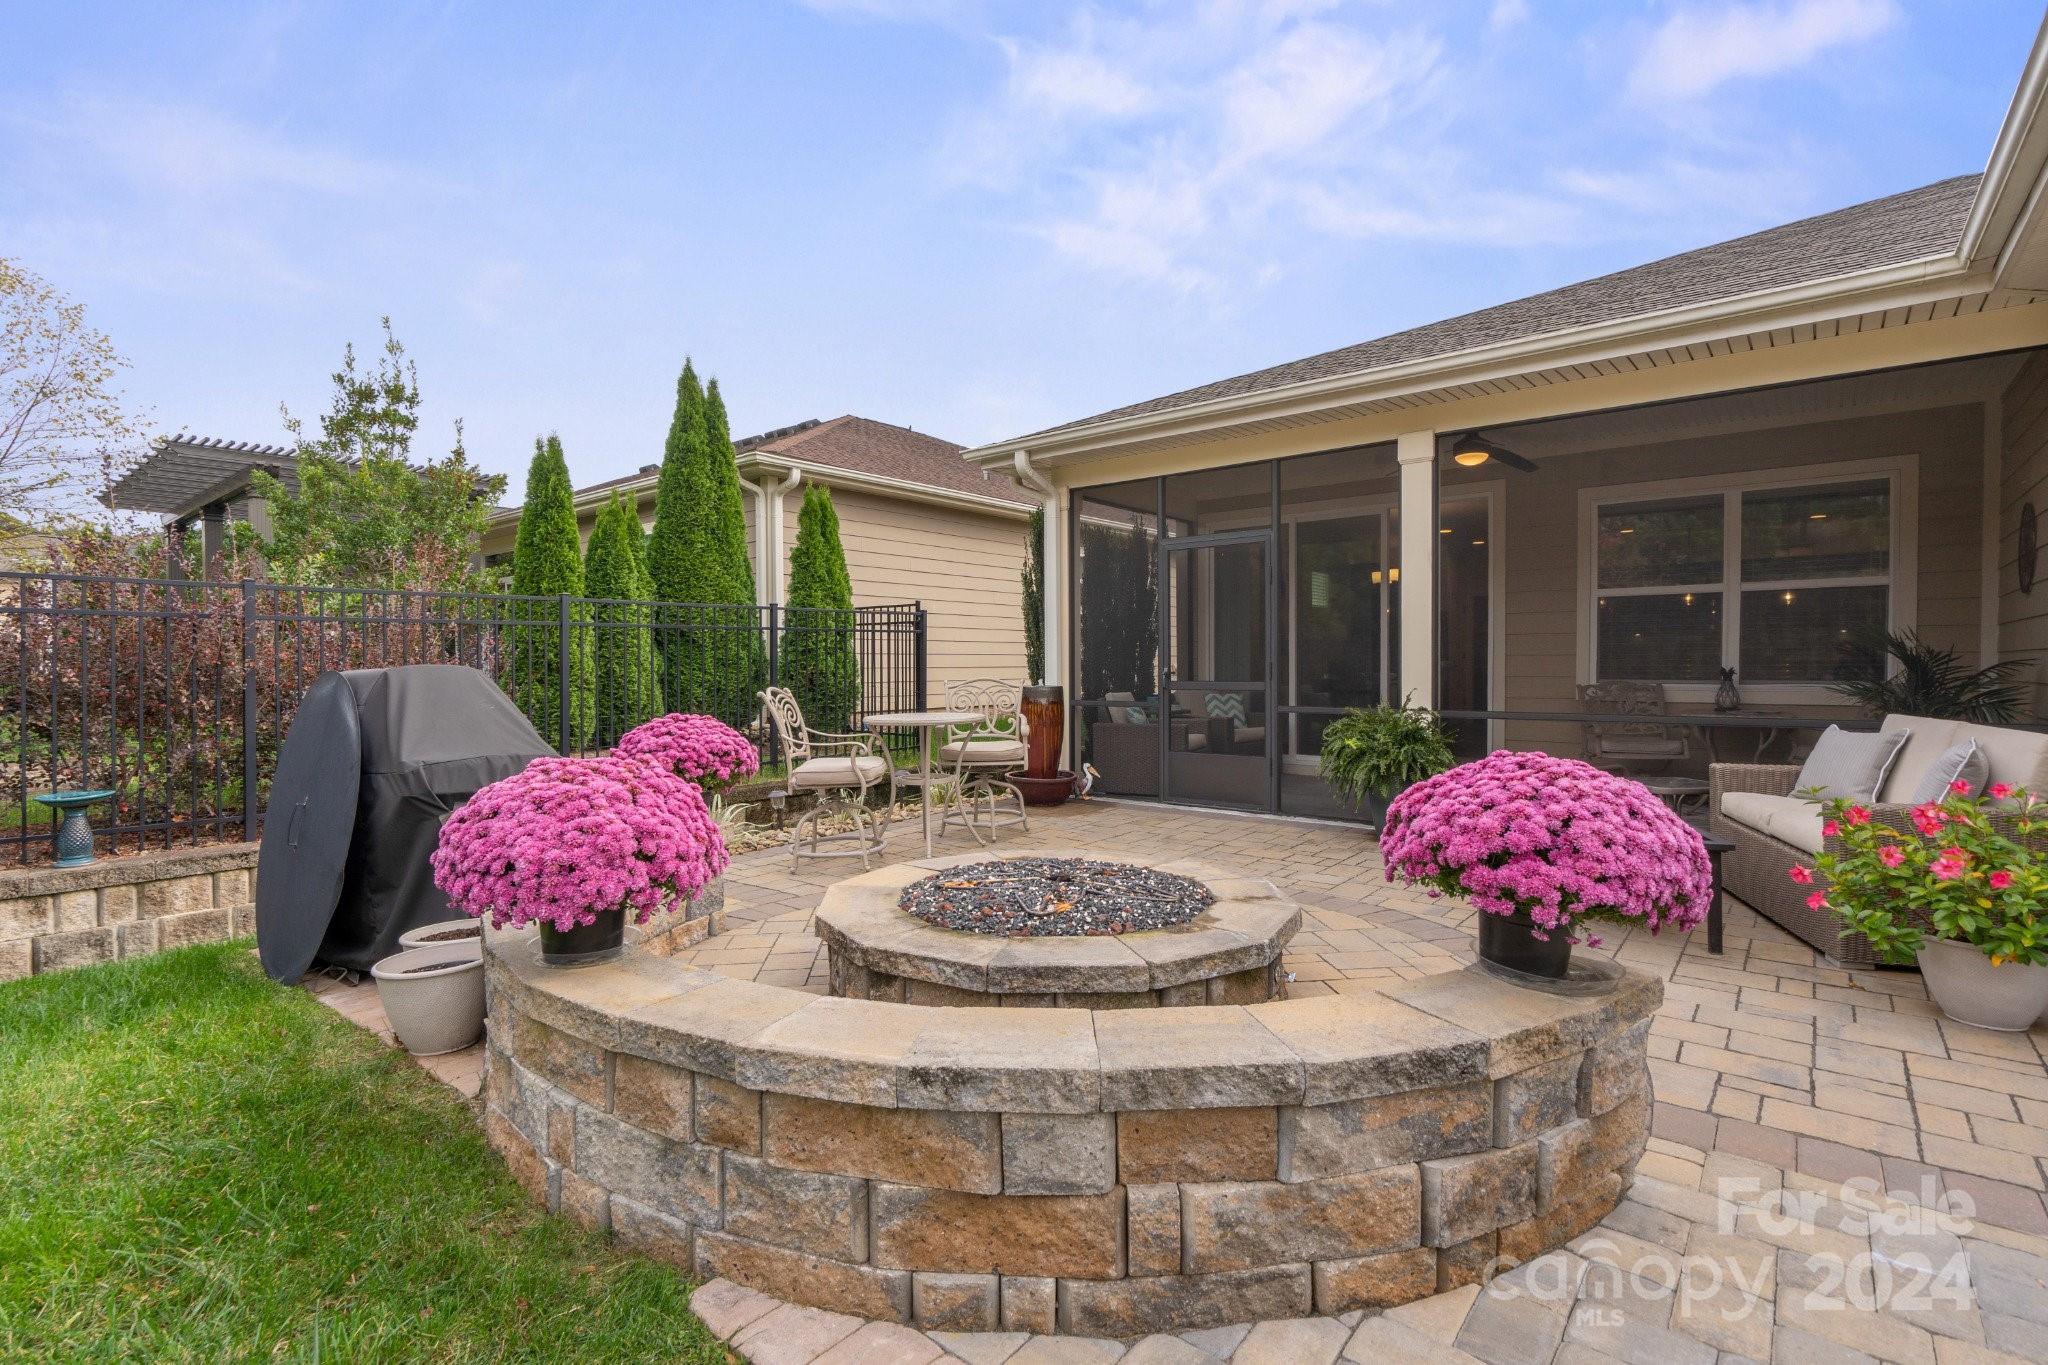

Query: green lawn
[0,942,727,1363]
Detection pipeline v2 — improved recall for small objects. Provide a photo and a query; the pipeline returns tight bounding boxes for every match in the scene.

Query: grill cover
[257,665,555,981]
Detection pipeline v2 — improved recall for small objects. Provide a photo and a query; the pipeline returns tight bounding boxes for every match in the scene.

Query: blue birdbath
[33,790,117,868]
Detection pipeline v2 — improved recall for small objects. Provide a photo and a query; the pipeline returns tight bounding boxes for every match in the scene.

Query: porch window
[1593,476,1891,687]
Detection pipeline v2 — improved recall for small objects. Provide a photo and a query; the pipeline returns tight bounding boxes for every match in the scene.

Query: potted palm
[430,754,728,966]
[1796,783,2048,1031]
[1318,703,1457,829]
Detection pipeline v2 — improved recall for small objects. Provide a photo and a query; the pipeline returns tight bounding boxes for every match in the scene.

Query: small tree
[1022,506,1045,685]
[646,361,717,711]
[584,491,663,744]
[703,377,767,704]
[256,319,503,591]
[509,433,593,749]
[783,483,860,733]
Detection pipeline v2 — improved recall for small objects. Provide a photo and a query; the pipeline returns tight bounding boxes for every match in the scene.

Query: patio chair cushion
[1718,791,1825,854]
[788,755,889,788]
[1877,715,1953,803]
[1950,720,2048,794]
[1903,740,1988,803]
[940,738,1027,766]
[1794,725,1908,803]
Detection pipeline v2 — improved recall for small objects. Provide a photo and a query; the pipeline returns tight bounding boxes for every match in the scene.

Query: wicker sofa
[1710,713,2048,966]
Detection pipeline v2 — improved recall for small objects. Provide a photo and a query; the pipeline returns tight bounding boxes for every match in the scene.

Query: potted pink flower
[1381,750,1713,979]
[1795,782,2048,1031]
[614,712,762,795]
[430,755,728,966]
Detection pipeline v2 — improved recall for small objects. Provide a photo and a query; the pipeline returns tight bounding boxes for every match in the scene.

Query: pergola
[105,434,298,577]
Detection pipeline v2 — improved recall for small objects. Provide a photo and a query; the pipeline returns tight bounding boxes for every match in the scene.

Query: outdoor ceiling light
[1447,431,1537,472]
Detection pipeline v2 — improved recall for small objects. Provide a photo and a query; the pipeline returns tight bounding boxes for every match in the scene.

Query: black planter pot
[1476,908,1571,980]
[539,908,625,966]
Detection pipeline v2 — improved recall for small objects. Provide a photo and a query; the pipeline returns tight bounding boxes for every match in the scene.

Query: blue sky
[4,1,2041,502]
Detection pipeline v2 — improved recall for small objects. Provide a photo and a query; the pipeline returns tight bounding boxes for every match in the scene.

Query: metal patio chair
[937,678,1030,845]
[758,686,892,869]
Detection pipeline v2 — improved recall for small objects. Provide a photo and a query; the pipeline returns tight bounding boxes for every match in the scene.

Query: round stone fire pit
[815,852,1299,1007]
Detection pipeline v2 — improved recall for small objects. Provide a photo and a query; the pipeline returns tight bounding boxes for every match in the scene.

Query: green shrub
[509,433,594,749]
[583,492,663,744]
[782,484,860,733]
[1319,703,1455,810]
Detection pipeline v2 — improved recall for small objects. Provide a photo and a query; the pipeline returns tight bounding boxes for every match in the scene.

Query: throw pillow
[1794,725,1910,803]
[1907,740,1989,803]
[1204,692,1248,722]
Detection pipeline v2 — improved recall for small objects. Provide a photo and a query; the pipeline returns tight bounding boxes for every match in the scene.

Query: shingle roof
[745,415,1029,504]
[1011,174,1983,443]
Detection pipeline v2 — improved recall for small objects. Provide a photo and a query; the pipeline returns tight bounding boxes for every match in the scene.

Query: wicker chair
[758,686,892,869]
[936,678,1029,844]
[1711,714,2048,966]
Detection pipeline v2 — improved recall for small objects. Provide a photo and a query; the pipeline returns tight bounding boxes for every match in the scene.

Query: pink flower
[1990,869,2016,891]
[1877,844,1906,868]
[1951,778,1974,795]
[1911,804,1948,838]
[1806,890,1830,911]
[1822,820,1840,837]
[1789,865,1815,885]
[1990,782,2015,800]
[614,712,761,792]
[1844,805,1872,826]
[1930,848,1970,882]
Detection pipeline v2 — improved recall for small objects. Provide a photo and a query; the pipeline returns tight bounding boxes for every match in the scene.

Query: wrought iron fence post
[556,593,573,754]
[240,580,258,837]
[914,603,928,709]
[765,602,781,767]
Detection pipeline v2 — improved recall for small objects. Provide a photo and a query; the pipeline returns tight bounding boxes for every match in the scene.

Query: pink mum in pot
[430,755,729,933]
[1381,750,1713,944]
[614,712,761,794]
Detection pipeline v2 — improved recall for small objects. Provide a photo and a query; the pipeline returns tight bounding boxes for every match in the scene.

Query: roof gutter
[740,452,1032,519]
[1959,10,2048,272]
[962,249,1990,468]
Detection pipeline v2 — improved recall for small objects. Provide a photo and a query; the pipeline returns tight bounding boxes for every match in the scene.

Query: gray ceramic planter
[398,918,483,954]
[371,945,486,1055]
[1916,936,2048,1032]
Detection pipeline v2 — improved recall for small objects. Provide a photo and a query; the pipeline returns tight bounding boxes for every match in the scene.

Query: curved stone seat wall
[481,924,1659,1337]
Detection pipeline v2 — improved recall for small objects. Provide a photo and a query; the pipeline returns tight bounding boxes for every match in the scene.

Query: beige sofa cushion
[1950,721,2048,794]
[1877,714,1956,804]
[1719,791,1826,855]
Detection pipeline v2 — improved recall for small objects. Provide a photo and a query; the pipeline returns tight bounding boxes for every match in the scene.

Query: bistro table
[865,709,984,857]
[1685,816,1732,955]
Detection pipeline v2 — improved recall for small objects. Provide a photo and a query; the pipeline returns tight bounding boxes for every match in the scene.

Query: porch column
[200,500,228,579]
[1396,431,1438,709]
[1041,485,1067,691]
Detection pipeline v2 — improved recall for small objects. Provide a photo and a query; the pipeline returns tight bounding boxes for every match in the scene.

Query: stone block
[116,919,157,959]
[1156,983,1206,1007]
[139,874,213,918]
[1581,1028,1652,1116]
[230,905,254,936]
[1058,989,1158,1010]
[695,1229,912,1322]
[911,1272,999,1332]
[999,992,1058,1007]
[827,950,871,999]
[0,896,50,941]
[1498,1173,1623,1267]
[0,938,29,981]
[485,1108,551,1205]
[1437,1232,1498,1290]
[493,1053,554,1150]
[1207,963,1273,1005]
[547,1102,575,1166]
[558,1168,610,1232]
[898,1006,1103,1113]
[1095,1007,1303,1111]
[738,996,929,1108]
[571,1107,720,1226]
[32,926,115,973]
[1002,1112,1116,1195]
[866,973,908,1003]
[870,1182,1125,1277]
[1181,1167,1420,1273]
[1539,1093,1649,1209]
[1421,1145,1536,1247]
[1000,1276,1056,1335]
[1382,967,1661,1079]
[1057,1264,1312,1337]
[54,890,98,931]
[905,978,986,1007]
[693,1074,762,1152]
[613,1052,692,1141]
[1118,1107,1277,1184]
[156,909,231,950]
[1244,991,1490,1105]
[610,1194,694,1269]
[517,1013,611,1107]
[723,1153,868,1261]
[1126,1183,1182,1277]
[1312,1245,1438,1314]
[213,869,251,907]
[1494,1054,1581,1145]
[763,1093,1001,1193]
[1279,1081,1491,1182]
[97,884,138,923]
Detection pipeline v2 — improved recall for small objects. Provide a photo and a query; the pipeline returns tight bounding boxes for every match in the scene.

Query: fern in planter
[1319,703,1456,823]
[1830,629,2029,724]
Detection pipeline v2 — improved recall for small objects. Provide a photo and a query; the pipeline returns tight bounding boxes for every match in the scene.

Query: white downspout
[1011,451,1062,694]
[738,474,771,605]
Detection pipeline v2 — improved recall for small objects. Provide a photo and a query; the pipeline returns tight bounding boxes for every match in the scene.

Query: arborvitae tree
[509,433,594,749]
[583,491,663,744]
[702,377,768,708]
[783,483,861,733]
[1022,506,1045,685]
[645,361,723,714]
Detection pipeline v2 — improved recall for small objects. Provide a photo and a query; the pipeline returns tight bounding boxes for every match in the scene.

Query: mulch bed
[898,857,1213,937]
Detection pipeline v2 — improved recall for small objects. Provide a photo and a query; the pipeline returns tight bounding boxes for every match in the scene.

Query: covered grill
[257,665,556,982]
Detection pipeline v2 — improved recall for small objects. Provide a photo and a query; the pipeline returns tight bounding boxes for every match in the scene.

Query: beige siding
[788,487,1029,699]
[1500,403,1986,756]
[2000,353,2048,716]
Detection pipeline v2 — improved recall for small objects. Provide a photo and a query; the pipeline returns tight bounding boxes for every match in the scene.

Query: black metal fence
[0,572,927,863]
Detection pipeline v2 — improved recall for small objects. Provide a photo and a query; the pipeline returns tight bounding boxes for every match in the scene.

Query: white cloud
[51,97,405,198]
[1487,0,1530,33]
[1628,0,1900,103]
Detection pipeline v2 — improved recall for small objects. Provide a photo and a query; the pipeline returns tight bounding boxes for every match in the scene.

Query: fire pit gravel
[899,856,1214,937]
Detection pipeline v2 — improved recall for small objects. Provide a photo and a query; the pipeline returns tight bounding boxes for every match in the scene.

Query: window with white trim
[1593,476,1891,687]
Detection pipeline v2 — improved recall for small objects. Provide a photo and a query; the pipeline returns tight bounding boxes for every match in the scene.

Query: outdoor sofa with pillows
[1709,713,2048,966]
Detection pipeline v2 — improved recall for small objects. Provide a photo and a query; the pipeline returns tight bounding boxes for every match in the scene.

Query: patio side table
[865,709,983,858]
[1687,816,1731,955]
